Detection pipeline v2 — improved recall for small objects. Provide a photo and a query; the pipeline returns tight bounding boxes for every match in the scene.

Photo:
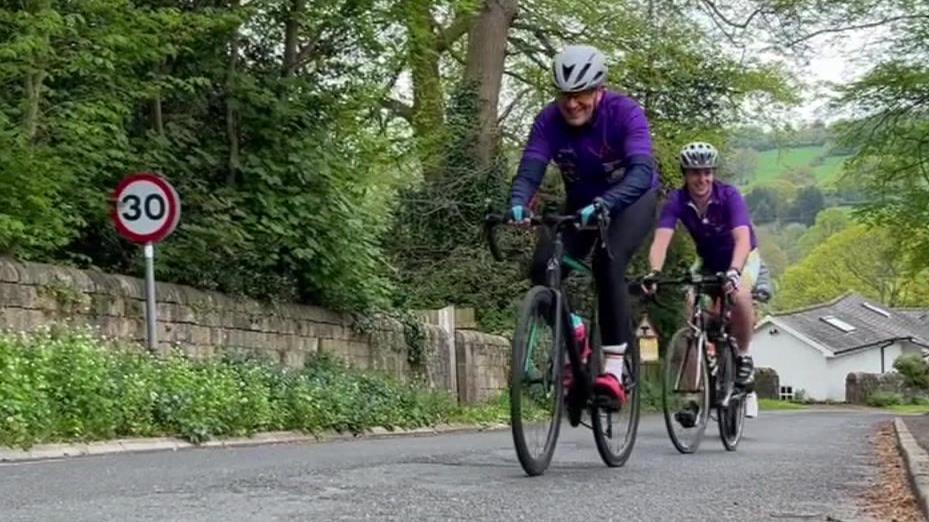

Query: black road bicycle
[484,207,641,476]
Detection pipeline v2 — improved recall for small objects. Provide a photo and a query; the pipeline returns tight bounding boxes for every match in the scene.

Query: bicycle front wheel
[510,285,565,476]
[591,332,641,467]
[662,327,711,454]
[717,342,746,451]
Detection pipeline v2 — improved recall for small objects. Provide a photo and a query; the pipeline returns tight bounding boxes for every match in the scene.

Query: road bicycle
[645,272,752,453]
[484,207,641,476]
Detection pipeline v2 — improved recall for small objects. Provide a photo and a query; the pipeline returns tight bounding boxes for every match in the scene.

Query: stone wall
[0,257,489,402]
[846,372,907,404]
[455,329,510,404]
[755,367,780,400]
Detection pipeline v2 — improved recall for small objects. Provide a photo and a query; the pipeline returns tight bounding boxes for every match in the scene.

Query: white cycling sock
[602,343,627,380]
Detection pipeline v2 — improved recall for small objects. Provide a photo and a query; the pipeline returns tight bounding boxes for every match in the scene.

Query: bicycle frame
[659,273,735,407]
[483,211,606,411]
[543,220,596,406]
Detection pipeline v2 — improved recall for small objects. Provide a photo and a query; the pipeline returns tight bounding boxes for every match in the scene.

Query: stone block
[164,304,196,324]
[111,275,145,300]
[270,317,298,335]
[158,285,185,304]
[223,328,248,348]
[211,328,229,345]
[0,258,22,283]
[319,338,352,359]
[0,282,37,308]
[0,308,49,333]
[188,325,212,346]
[281,349,306,369]
[89,294,126,317]
[314,322,346,340]
[300,337,320,355]
[196,309,224,328]
[124,299,145,319]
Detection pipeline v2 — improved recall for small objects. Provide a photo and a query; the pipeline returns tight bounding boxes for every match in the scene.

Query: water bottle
[571,313,590,363]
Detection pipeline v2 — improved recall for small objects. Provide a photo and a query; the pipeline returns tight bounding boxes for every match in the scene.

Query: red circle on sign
[111,172,181,244]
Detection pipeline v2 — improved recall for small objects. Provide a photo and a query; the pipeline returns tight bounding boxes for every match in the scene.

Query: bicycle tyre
[717,341,746,451]
[662,327,711,454]
[510,285,565,476]
[591,331,641,467]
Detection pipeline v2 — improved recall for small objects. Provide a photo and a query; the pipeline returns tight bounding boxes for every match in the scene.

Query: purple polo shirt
[657,181,758,272]
[519,90,659,210]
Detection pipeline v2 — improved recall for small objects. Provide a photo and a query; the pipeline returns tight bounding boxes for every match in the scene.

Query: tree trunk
[226,1,242,186]
[152,94,164,136]
[461,0,518,171]
[643,0,656,112]
[22,0,51,143]
[23,70,45,142]
[282,0,304,77]
[405,0,446,180]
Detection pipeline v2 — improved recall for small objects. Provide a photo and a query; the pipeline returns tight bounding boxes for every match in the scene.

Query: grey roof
[893,309,929,342]
[765,293,929,355]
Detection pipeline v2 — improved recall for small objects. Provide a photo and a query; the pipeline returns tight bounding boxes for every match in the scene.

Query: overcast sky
[788,26,888,123]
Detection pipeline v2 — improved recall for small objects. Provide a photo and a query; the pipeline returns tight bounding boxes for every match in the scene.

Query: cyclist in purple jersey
[644,142,763,422]
[505,44,660,408]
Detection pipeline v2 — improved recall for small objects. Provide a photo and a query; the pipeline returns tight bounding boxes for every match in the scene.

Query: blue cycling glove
[578,199,609,226]
[506,205,532,224]
[578,204,597,226]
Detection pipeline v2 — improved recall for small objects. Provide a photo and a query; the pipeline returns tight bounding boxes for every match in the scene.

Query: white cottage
[752,293,929,402]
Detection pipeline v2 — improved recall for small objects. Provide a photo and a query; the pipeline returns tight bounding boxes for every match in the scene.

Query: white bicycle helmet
[551,45,607,93]
[679,142,719,170]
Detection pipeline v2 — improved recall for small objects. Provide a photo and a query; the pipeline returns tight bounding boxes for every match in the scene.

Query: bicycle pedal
[567,407,583,427]
[592,394,622,412]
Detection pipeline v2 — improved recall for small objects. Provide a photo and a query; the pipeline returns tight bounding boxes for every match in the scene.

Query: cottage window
[861,302,891,317]
[820,315,856,333]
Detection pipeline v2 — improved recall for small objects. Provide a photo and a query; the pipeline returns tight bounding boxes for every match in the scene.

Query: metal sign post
[144,242,157,350]
[112,173,181,351]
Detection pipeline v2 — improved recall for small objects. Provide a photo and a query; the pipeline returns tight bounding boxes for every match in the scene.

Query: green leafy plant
[893,354,929,390]
[0,328,468,449]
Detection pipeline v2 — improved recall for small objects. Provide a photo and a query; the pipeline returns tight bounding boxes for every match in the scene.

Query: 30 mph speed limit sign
[112,173,180,244]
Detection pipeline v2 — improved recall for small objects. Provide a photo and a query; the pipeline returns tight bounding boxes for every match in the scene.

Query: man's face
[556,87,603,126]
[684,168,715,198]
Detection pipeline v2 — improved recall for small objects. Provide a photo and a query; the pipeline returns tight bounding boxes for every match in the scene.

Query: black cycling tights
[530,189,657,348]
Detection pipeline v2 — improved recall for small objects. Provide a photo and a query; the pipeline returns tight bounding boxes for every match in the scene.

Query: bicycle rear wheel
[590,327,641,467]
[510,285,565,476]
[662,327,710,454]
[717,341,746,451]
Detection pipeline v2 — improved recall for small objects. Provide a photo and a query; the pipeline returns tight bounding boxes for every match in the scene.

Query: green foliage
[389,82,516,329]
[746,187,783,224]
[831,1,929,274]
[758,398,807,410]
[0,328,463,449]
[894,354,929,390]
[449,392,511,426]
[866,391,904,408]
[794,207,853,260]
[741,145,849,190]
[786,186,825,226]
[775,225,929,310]
[0,1,399,312]
[638,372,662,413]
[720,147,759,185]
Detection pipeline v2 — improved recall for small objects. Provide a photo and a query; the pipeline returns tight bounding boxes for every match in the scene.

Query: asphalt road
[0,409,893,522]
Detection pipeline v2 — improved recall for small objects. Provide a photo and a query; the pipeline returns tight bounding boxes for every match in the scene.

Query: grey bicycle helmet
[679,142,720,170]
[551,45,607,93]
